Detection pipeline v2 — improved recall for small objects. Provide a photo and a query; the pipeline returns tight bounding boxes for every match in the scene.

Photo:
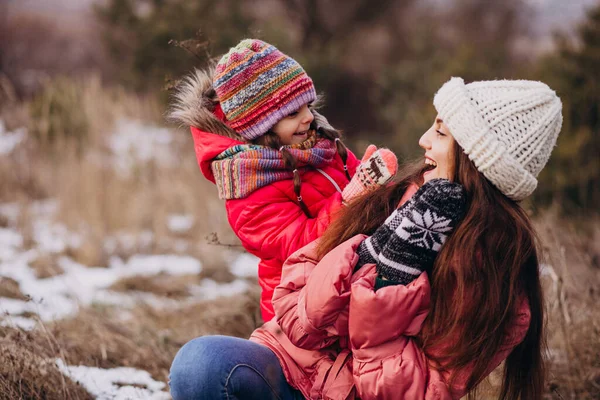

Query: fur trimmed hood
[167,67,336,141]
[167,66,244,141]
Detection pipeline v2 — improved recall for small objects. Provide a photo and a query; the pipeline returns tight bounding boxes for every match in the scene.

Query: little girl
[169,39,397,322]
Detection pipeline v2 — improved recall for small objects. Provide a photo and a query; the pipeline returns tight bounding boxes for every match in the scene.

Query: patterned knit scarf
[211,136,337,199]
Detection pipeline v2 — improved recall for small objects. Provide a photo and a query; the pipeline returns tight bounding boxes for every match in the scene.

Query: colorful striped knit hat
[213,39,317,140]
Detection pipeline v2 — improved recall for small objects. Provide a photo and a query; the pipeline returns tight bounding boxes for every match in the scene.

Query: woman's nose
[419,131,431,150]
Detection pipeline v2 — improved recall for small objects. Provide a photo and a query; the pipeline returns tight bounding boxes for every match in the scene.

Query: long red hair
[317,141,545,399]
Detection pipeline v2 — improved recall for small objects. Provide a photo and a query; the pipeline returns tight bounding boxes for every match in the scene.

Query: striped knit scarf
[211,138,337,200]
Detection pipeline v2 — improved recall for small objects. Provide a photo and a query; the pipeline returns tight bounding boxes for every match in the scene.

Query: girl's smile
[293,130,309,140]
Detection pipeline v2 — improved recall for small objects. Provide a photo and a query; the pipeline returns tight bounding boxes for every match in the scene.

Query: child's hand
[342,145,398,203]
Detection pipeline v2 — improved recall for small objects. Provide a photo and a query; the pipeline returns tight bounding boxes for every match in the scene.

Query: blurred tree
[535,3,600,212]
[0,7,110,100]
[94,0,255,91]
[374,0,533,158]
[94,0,534,161]
[274,0,417,148]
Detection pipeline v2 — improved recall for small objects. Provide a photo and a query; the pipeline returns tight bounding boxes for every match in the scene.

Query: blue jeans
[169,335,304,400]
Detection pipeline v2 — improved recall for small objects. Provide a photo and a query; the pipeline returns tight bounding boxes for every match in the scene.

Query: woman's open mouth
[424,158,437,173]
[293,130,308,137]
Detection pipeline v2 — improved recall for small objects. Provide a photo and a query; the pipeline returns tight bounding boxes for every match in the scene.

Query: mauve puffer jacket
[250,235,531,399]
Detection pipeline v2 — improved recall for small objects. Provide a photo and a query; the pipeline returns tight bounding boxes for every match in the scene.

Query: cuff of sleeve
[374,275,402,291]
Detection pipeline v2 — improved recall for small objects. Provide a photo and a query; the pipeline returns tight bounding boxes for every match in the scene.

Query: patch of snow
[104,231,154,255]
[0,297,36,315]
[0,206,254,330]
[0,248,205,324]
[109,118,175,177]
[0,228,23,260]
[0,249,38,280]
[0,203,20,226]
[229,252,259,278]
[167,214,194,234]
[0,120,26,155]
[188,278,249,301]
[109,254,202,276]
[30,199,59,218]
[56,359,171,400]
[0,238,251,328]
[33,219,82,254]
[1,315,37,330]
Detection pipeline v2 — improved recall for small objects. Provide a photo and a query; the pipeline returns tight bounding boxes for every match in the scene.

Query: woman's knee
[169,335,226,399]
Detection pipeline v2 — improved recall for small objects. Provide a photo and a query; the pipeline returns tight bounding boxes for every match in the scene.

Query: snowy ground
[0,118,259,399]
[0,199,258,398]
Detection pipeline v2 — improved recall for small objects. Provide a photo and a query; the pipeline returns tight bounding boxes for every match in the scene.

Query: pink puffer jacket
[250,235,531,399]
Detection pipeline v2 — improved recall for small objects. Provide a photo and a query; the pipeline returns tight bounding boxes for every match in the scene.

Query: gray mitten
[356,179,467,287]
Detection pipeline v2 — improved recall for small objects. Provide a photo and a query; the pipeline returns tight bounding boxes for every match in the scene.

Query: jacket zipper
[316,168,342,194]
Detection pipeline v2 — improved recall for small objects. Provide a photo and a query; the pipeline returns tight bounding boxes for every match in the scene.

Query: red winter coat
[170,68,359,322]
[191,127,359,321]
[250,234,531,399]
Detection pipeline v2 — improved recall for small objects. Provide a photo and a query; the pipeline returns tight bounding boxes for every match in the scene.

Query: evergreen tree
[536,4,600,211]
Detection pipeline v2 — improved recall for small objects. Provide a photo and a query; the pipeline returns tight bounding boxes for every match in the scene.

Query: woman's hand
[356,178,467,287]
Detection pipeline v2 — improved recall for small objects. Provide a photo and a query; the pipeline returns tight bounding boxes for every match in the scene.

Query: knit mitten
[356,179,467,288]
[342,145,398,203]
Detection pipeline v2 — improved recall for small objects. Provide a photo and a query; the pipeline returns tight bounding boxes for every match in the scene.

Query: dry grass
[109,273,197,298]
[6,286,260,381]
[0,325,93,400]
[0,286,260,399]
[535,210,600,399]
[29,253,65,279]
[1,74,239,264]
[0,277,28,300]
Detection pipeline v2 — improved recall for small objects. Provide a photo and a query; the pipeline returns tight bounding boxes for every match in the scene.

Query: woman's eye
[288,111,299,117]
[436,130,446,137]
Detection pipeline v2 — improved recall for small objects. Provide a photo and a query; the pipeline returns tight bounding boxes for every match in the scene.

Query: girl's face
[419,116,456,183]
[272,104,314,145]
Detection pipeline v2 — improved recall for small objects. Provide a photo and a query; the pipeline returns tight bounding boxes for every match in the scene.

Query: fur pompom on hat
[434,77,563,201]
[213,39,317,140]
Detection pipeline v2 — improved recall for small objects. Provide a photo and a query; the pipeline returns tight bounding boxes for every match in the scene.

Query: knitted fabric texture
[433,77,562,201]
[211,138,337,199]
[342,145,398,202]
[356,179,466,286]
[213,39,317,140]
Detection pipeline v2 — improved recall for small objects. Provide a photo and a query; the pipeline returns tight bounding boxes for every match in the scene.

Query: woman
[169,77,562,400]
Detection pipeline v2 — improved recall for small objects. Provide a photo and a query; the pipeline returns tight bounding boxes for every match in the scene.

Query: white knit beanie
[433,77,562,201]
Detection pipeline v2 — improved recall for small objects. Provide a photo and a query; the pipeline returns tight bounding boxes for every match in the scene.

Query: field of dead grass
[0,77,598,399]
